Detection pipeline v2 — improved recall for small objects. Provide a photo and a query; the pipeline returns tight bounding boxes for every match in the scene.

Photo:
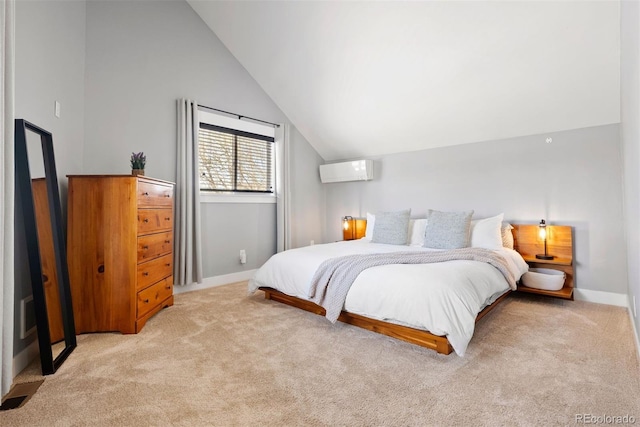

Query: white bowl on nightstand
[521,268,566,291]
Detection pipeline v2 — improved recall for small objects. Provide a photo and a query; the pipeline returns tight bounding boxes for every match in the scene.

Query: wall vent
[20,295,36,340]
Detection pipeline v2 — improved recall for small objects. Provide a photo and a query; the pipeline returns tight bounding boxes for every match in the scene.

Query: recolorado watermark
[576,414,636,424]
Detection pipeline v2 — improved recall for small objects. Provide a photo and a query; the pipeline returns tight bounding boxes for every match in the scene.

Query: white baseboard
[12,339,39,378]
[629,305,640,364]
[573,288,629,307]
[173,269,257,295]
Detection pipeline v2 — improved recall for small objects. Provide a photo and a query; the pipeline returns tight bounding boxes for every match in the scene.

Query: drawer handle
[165,285,171,290]
[165,263,171,267]
[143,299,149,303]
[164,240,171,244]
[143,218,149,223]
[98,265,105,273]
[143,272,149,276]
[142,245,149,250]
[143,192,149,196]
[42,274,49,283]
[164,217,171,221]
[165,194,171,198]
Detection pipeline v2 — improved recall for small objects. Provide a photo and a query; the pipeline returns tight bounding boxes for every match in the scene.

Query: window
[198,123,274,194]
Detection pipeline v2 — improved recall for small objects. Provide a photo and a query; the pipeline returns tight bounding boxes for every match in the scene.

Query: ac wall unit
[319,159,373,183]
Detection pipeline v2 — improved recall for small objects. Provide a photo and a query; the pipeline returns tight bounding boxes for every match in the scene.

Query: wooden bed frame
[258,286,511,355]
[256,221,573,354]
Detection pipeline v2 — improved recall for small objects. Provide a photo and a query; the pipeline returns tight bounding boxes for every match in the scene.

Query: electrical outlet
[310,240,315,246]
[239,249,246,264]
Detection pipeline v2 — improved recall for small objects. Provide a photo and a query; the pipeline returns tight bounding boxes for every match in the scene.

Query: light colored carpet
[1,281,639,426]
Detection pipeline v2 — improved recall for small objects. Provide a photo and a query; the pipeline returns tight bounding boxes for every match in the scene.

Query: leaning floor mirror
[15,119,76,374]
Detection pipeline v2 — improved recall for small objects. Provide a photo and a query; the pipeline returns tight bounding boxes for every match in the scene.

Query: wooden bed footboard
[258,287,511,355]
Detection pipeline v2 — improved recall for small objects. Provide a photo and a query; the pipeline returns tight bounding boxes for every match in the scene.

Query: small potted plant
[130,152,146,176]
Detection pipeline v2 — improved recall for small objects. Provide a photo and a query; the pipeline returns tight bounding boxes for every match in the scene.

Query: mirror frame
[15,119,76,375]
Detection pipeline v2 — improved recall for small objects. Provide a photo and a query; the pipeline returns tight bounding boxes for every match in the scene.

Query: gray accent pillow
[423,209,474,249]
[371,209,411,245]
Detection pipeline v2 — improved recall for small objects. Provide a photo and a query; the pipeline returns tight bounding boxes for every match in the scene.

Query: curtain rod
[199,104,280,128]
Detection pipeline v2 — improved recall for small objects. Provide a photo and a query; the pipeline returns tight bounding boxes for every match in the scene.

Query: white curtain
[275,124,291,252]
[175,99,203,286]
[0,0,14,398]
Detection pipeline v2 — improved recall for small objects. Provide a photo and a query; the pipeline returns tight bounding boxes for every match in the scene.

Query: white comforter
[249,240,528,356]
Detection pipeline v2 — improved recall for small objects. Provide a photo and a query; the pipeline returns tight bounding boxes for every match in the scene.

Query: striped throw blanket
[308,248,516,323]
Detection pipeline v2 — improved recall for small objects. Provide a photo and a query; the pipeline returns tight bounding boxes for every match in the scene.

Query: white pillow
[408,219,428,246]
[470,213,504,249]
[364,212,375,240]
[501,222,514,249]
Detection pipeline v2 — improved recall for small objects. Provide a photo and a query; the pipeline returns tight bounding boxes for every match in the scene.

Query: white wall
[290,126,326,248]
[621,0,640,338]
[325,124,627,295]
[14,0,86,354]
[15,0,86,195]
[83,0,324,279]
[83,0,286,180]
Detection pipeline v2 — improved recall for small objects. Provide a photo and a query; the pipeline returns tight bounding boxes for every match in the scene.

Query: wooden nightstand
[342,218,367,241]
[512,224,574,300]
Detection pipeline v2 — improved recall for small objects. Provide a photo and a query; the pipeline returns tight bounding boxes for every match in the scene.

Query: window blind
[198,123,274,193]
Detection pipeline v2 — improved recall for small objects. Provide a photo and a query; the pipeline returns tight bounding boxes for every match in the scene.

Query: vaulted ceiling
[188,1,620,161]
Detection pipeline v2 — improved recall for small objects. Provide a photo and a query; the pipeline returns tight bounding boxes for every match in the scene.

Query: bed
[249,212,529,356]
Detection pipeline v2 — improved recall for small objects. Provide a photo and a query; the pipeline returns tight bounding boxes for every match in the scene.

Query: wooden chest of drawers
[67,175,175,334]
